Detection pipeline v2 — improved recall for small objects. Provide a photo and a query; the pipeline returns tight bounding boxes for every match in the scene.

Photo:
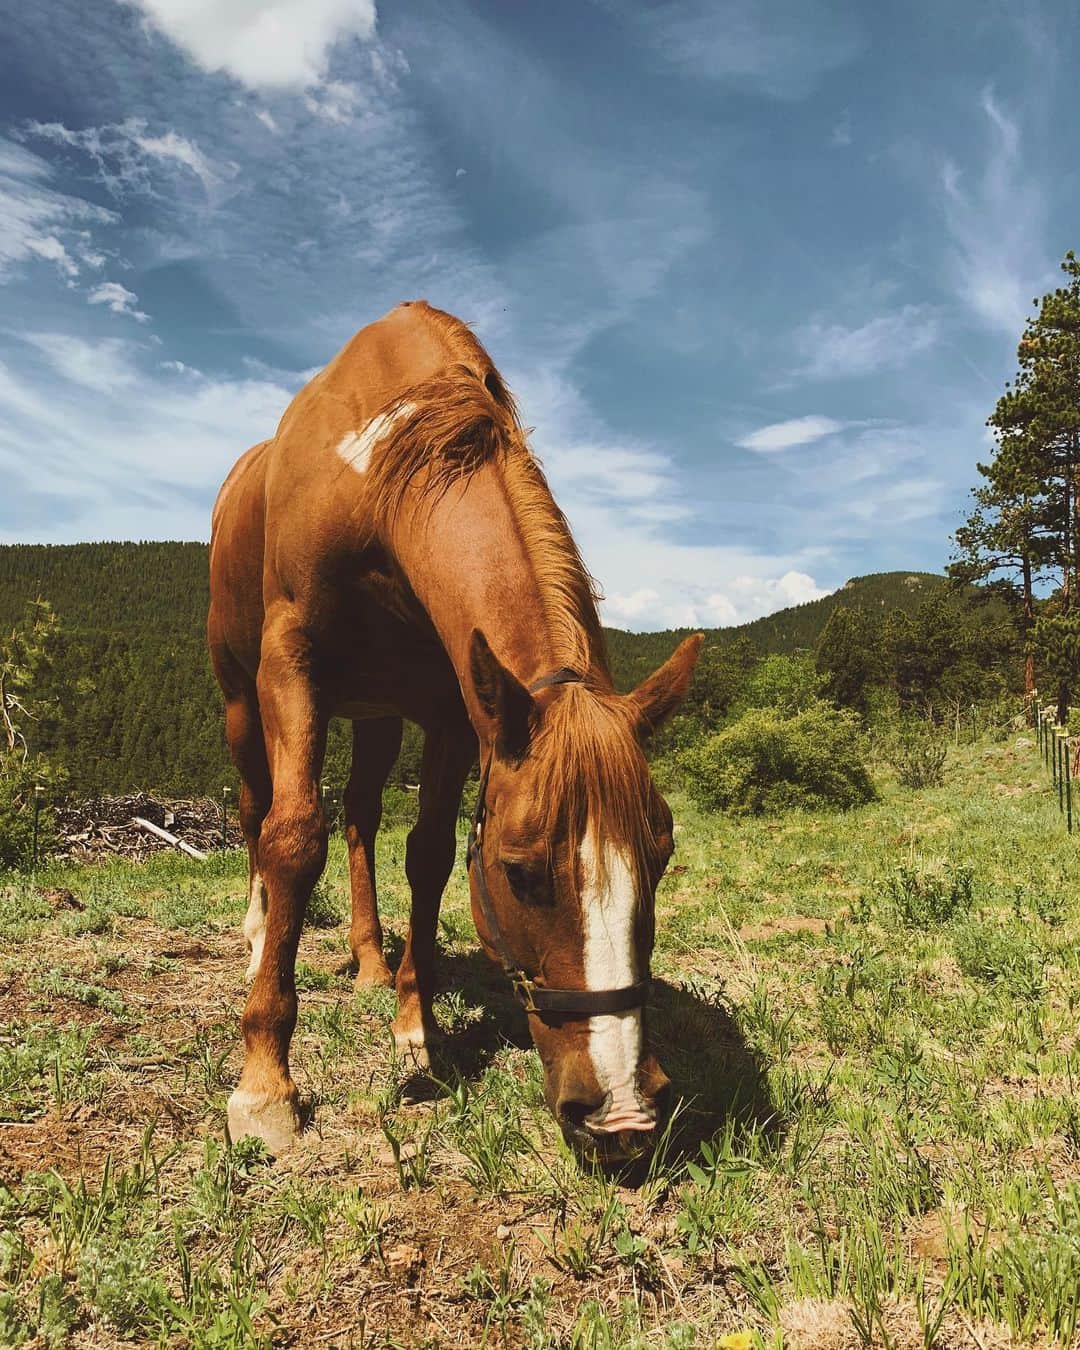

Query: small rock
[385,1243,424,1284]
[496,1224,511,1241]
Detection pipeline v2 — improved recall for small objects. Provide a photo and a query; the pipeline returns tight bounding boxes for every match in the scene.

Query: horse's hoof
[393,1025,432,1073]
[354,961,394,990]
[226,1088,301,1155]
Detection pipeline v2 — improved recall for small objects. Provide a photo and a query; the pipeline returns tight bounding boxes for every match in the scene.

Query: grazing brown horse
[208,301,701,1162]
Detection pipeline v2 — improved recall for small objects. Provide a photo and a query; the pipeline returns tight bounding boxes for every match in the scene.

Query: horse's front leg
[226,627,328,1153]
[393,723,475,1069]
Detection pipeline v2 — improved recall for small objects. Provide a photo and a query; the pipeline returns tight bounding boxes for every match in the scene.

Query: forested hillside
[0,542,1002,797]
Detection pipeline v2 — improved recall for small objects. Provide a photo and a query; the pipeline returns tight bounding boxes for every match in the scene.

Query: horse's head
[467,629,702,1165]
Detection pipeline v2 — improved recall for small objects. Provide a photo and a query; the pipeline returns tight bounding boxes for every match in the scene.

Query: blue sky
[0,1,1076,629]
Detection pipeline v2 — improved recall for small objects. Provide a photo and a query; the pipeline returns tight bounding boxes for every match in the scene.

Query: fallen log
[133,816,207,861]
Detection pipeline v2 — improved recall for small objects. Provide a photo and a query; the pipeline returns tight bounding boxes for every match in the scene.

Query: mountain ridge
[0,542,953,794]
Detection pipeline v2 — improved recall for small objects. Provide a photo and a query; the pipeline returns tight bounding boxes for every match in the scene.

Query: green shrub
[737,653,822,716]
[888,723,948,789]
[881,861,974,927]
[681,702,876,815]
[952,919,1045,999]
[0,769,60,871]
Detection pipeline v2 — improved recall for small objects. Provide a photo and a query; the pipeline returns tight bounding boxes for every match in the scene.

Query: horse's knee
[259,800,327,892]
[405,817,456,893]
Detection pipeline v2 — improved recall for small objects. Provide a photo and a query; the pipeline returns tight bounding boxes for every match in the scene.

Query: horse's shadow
[395,945,780,1165]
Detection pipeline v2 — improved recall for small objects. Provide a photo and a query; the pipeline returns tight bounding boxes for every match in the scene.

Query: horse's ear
[469,629,535,761]
[628,633,703,739]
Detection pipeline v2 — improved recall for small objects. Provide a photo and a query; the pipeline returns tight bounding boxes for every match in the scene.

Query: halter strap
[466,667,651,1019]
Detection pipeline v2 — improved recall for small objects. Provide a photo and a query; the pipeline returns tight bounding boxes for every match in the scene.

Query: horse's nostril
[558,1099,596,1131]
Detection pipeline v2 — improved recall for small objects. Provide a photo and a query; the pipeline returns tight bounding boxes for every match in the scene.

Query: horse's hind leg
[213,648,272,977]
[393,721,475,1068]
[344,716,402,989]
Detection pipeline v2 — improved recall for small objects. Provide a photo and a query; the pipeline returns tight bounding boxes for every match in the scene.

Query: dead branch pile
[53,793,242,862]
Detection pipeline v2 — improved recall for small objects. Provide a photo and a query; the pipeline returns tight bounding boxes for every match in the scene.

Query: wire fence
[1030,691,1077,834]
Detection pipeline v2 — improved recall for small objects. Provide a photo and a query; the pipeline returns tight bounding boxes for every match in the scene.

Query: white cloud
[303,79,361,124]
[120,0,377,92]
[26,119,222,198]
[609,0,860,99]
[254,109,280,134]
[793,305,939,379]
[19,333,142,393]
[0,338,295,541]
[24,235,79,277]
[87,281,150,322]
[737,415,845,453]
[942,88,1049,335]
[0,136,117,282]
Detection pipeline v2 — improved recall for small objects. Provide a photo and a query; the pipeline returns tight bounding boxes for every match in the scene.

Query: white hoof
[226,1088,300,1155]
[393,1026,431,1073]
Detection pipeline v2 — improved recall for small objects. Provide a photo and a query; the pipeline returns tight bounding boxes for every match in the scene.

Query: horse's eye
[503,860,551,907]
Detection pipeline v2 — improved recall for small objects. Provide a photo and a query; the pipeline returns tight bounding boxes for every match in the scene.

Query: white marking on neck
[579,835,652,1132]
[334,401,415,475]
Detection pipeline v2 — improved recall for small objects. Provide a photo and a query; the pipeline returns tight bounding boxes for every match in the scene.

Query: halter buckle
[511,973,540,1014]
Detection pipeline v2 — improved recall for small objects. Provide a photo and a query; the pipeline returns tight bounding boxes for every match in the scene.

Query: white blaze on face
[334,402,416,475]
[579,835,653,1133]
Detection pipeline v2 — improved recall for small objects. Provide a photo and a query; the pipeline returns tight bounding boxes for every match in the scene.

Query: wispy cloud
[0,334,296,536]
[0,137,116,282]
[941,88,1049,335]
[25,119,223,197]
[118,0,377,93]
[87,281,149,322]
[604,0,861,98]
[18,332,143,393]
[793,306,940,379]
[737,415,845,453]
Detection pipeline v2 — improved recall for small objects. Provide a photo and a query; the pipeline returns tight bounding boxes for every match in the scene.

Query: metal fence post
[32,785,43,867]
[1066,738,1073,834]
[1057,731,1065,812]
[222,784,230,848]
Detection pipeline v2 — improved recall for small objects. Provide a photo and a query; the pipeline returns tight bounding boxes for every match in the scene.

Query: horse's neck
[388,465,583,722]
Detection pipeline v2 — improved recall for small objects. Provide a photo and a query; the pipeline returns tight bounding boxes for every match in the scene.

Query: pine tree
[952,250,1080,715]
[815,607,882,712]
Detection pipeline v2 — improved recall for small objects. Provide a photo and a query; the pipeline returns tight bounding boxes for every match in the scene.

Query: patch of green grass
[1,733,1078,1345]
[0,1023,96,1121]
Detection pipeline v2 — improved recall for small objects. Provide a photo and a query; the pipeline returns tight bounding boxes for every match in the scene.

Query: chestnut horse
[208,301,701,1163]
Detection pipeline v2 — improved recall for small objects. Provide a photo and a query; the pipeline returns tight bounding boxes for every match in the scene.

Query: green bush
[888,722,948,789]
[952,919,1045,1000]
[882,861,974,927]
[681,702,876,815]
[0,766,60,871]
[736,653,823,717]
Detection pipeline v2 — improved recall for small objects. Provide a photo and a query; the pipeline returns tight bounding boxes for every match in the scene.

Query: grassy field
[1,731,1078,1348]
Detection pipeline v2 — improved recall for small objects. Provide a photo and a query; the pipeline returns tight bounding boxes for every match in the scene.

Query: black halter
[466,667,651,1018]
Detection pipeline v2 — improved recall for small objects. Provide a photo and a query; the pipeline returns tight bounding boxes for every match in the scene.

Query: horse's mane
[364,315,606,678]
[365,313,659,880]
